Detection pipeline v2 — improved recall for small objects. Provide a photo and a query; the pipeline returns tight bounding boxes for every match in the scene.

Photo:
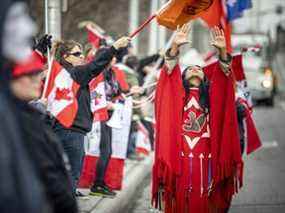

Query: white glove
[112,36,131,50]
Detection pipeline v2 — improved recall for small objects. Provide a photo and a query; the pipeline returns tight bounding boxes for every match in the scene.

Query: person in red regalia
[152,24,244,213]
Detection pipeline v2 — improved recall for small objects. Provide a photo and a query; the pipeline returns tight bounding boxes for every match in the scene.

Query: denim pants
[94,122,112,185]
[54,128,85,193]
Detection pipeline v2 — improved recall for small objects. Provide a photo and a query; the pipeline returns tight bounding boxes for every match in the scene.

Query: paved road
[128,98,285,213]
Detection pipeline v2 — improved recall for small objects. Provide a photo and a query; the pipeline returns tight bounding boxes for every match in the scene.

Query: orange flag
[199,0,223,27]
[156,0,214,30]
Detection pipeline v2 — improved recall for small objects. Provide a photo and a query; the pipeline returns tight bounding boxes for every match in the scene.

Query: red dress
[176,88,212,213]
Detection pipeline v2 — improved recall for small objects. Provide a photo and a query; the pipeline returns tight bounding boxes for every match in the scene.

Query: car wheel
[265,96,274,107]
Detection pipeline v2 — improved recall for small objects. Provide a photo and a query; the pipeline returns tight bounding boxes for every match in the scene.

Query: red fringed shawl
[152,62,243,212]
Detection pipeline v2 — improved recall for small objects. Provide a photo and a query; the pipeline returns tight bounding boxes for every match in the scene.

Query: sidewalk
[78,154,153,213]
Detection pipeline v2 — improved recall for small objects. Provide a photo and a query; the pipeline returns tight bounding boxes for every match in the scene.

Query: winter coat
[14,98,78,213]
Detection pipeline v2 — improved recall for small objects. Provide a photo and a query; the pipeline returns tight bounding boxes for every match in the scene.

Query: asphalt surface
[128,98,285,213]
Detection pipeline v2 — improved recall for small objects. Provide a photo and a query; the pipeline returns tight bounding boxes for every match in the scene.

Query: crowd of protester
[0,0,160,212]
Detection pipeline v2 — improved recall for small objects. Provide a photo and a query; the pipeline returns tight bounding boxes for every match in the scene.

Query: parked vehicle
[232,33,277,106]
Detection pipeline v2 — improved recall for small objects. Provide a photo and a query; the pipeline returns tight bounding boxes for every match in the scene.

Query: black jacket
[137,54,160,86]
[56,47,117,134]
[14,98,78,213]
[0,1,51,212]
[0,88,51,213]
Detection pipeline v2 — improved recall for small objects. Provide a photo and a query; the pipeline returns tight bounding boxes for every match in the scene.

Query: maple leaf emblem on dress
[55,88,72,101]
[183,111,206,133]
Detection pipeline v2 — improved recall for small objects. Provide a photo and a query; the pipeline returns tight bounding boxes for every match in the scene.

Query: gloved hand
[33,34,52,55]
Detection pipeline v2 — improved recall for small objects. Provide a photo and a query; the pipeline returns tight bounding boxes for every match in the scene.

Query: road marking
[262,140,278,148]
[280,101,285,112]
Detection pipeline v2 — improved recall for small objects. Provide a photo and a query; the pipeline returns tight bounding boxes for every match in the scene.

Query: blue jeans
[54,127,85,193]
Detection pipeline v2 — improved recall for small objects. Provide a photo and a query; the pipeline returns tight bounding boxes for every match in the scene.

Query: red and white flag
[79,97,133,190]
[89,73,108,121]
[136,121,151,156]
[45,60,109,125]
[45,61,80,127]
[232,54,253,108]
[86,24,105,48]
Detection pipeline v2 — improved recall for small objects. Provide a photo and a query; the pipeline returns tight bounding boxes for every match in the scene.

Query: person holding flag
[153,24,243,213]
[48,36,131,196]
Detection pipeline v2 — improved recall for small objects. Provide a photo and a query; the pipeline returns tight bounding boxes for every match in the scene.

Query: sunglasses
[69,51,82,57]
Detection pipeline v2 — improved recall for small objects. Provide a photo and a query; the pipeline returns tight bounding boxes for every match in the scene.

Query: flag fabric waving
[79,98,133,190]
[89,73,109,122]
[156,0,214,30]
[227,0,252,21]
[45,60,110,127]
[45,61,80,128]
[129,0,215,38]
[86,24,105,48]
[200,0,233,52]
[200,0,253,53]
[231,54,262,154]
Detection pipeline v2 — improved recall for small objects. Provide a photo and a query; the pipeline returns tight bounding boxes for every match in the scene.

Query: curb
[79,154,153,213]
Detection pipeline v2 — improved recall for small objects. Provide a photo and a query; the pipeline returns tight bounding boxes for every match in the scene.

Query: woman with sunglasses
[53,36,131,197]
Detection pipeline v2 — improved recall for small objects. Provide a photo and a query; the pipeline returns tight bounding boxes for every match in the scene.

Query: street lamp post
[129,0,139,54]
[45,0,62,40]
[148,0,159,54]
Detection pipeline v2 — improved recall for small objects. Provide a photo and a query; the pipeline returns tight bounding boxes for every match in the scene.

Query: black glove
[33,34,52,55]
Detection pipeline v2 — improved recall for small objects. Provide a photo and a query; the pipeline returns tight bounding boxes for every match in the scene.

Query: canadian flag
[232,54,253,108]
[89,73,108,121]
[231,54,261,154]
[45,60,109,126]
[79,97,133,190]
[136,121,151,156]
[45,60,80,128]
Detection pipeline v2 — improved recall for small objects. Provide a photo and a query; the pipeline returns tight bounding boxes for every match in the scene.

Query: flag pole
[41,0,52,99]
[44,0,51,66]
[41,55,54,99]
[128,0,170,38]
[129,14,157,38]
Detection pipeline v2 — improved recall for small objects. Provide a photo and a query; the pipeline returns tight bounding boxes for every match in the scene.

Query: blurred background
[28,0,285,95]
[26,0,285,212]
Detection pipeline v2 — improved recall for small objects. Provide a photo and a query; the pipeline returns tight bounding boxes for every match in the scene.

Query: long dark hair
[182,66,210,113]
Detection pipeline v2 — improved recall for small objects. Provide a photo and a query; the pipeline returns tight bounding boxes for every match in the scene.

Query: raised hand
[210,26,228,60]
[169,23,192,57]
[33,34,52,55]
[210,26,226,51]
[173,24,192,47]
[112,36,131,50]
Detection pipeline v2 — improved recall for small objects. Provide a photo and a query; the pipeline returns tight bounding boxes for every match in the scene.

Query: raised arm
[69,37,131,86]
[210,27,232,76]
[165,24,192,74]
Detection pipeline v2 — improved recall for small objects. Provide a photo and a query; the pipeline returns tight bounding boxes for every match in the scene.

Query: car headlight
[261,79,272,88]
